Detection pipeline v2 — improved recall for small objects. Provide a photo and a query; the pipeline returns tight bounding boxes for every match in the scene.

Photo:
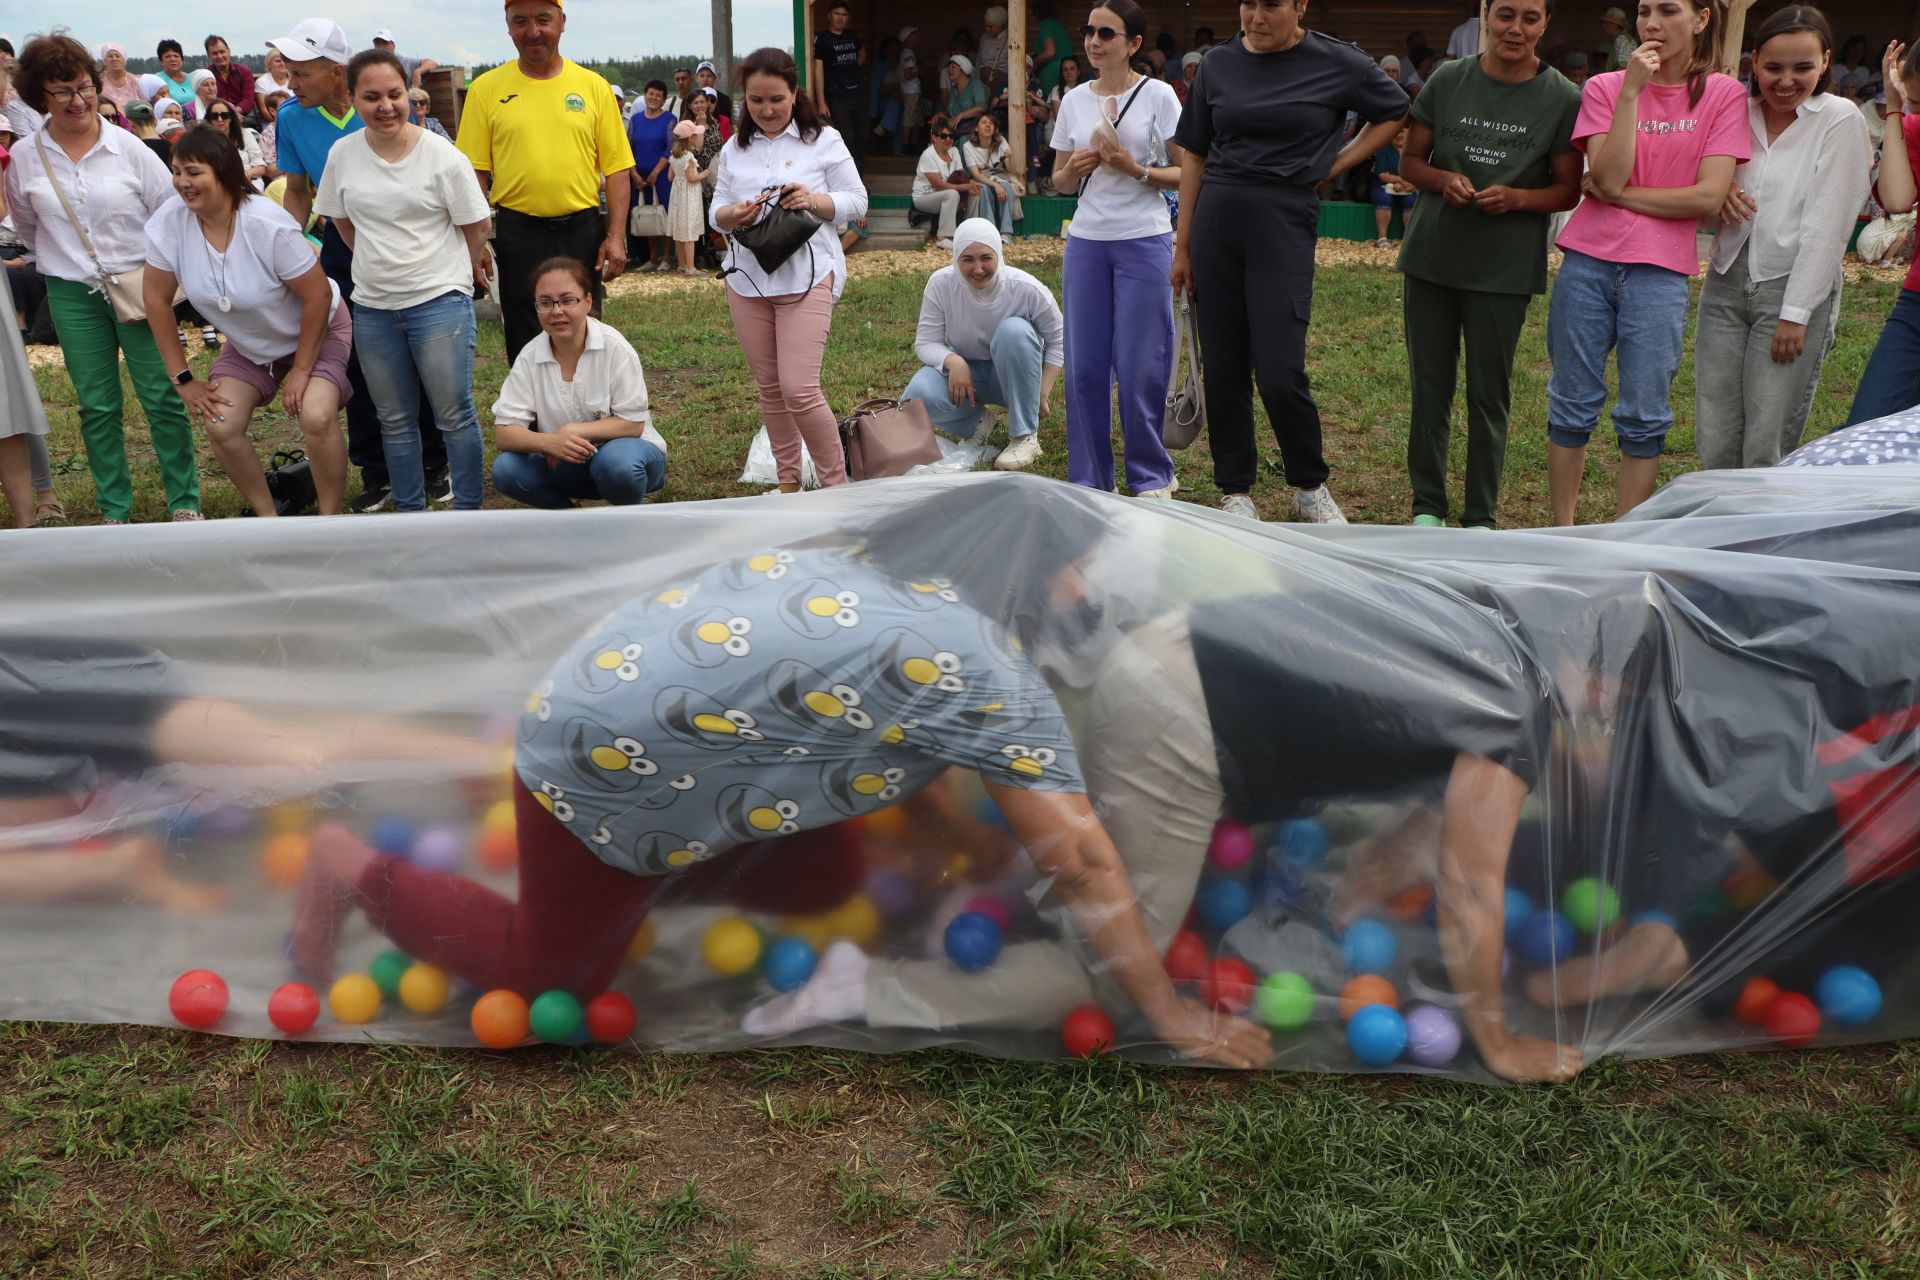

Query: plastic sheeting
[2,466,1917,1081]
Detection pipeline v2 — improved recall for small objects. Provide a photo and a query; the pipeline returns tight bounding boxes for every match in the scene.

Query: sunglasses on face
[208,111,234,119]
[1081,24,1123,41]
[935,129,953,138]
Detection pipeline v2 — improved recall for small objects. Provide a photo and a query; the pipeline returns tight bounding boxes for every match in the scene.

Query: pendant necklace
[201,210,236,312]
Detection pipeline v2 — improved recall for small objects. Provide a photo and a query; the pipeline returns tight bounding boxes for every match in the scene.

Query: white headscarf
[951,217,1006,305]
[189,68,217,89]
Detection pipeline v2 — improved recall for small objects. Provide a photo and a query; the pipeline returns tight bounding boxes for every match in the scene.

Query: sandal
[171,509,205,523]
[33,496,67,527]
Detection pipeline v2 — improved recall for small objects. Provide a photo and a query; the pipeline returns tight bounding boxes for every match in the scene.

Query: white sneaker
[1136,485,1176,500]
[1292,485,1348,524]
[935,237,954,251]
[1220,493,1259,521]
[994,435,1041,471]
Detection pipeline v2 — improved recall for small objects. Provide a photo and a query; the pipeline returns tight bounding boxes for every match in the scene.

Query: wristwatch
[172,368,194,386]
[1134,166,1151,185]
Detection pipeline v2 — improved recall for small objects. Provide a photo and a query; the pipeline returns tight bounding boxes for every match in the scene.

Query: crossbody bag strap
[1070,76,1151,197]
[34,129,111,285]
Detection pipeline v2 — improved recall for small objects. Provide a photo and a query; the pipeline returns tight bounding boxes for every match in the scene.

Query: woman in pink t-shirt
[1543,0,1748,524]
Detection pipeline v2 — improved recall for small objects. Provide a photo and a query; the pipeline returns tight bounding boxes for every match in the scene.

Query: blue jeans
[901,315,1046,441]
[1545,249,1690,459]
[352,292,486,510]
[1846,287,1920,426]
[491,436,667,508]
[977,178,1017,233]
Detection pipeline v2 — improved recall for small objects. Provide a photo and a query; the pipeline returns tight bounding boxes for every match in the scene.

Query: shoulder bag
[34,130,179,324]
[629,181,669,238]
[838,398,942,480]
[1163,288,1205,450]
[731,183,823,275]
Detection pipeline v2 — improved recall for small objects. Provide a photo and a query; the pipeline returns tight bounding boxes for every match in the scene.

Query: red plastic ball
[267,981,321,1035]
[1061,1004,1116,1058]
[1762,991,1821,1047]
[962,893,1014,931]
[1731,976,1780,1026]
[1164,929,1210,985]
[168,969,229,1030]
[1203,957,1257,1015]
[584,991,638,1044]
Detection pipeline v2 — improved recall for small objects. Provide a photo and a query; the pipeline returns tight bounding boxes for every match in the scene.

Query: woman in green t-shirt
[1033,0,1072,92]
[1396,0,1582,530]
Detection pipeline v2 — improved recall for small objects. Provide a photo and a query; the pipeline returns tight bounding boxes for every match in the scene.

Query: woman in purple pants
[1046,0,1184,494]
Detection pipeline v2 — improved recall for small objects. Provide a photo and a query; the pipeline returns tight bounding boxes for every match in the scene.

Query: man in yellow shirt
[457,0,635,361]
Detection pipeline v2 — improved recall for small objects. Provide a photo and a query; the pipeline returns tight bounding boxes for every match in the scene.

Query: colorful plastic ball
[762,936,819,992]
[1347,1004,1409,1065]
[368,817,417,857]
[1516,910,1575,969]
[398,962,452,1015]
[944,911,1004,971]
[368,949,412,998]
[204,802,259,836]
[962,893,1014,932]
[863,806,907,840]
[864,868,918,919]
[703,917,765,976]
[975,798,1014,833]
[585,991,638,1043]
[328,973,382,1024]
[781,913,836,952]
[1339,919,1398,975]
[411,826,465,874]
[168,969,229,1030]
[1207,820,1255,871]
[1502,887,1534,942]
[1061,1005,1116,1058]
[1560,878,1622,935]
[1260,863,1306,922]
[1815,966,1882,1027]
[261,832,310,887]
[1630,910,1680,933]
[1402,1003,1463,1067]
[1732,976,1780,1025]
[1203,957,1257,1014]
[267,801,314,835]
[529,990,583,1043]
[1763,990,1821,1047]
[1724,865,1779,911]
[1255,971,1315,1030]
[471,989,530,1049]
[1164,930,1210,985]
[482,798,517,834]
[627,918,657,960]
[1276,818,1330,868]
[162,805,203,842]
[1339,974,1400,1021]
[1385,884,1434,923]
[1195,877,1252,932]
[825,894,882,948]
[267,981,321,1035]
[477,828,519,873]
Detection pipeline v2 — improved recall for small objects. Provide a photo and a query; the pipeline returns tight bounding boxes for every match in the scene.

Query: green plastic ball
[368,949,412,999]
[529,990,583,1043]
[1560,878,1621,934]
[1255,971,1315,1030]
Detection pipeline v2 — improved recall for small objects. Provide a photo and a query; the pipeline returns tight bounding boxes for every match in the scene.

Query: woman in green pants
[1395,0,1581,529]
[3,34,200,522]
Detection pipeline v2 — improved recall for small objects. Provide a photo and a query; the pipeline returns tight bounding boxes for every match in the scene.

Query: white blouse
[710,119,868,301]
[490,317,667,454]
[4,123,176,282]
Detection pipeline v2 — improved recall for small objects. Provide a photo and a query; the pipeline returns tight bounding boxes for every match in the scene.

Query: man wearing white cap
[272,16,448,510]
[694,60,732,129]
[370,29,437,88]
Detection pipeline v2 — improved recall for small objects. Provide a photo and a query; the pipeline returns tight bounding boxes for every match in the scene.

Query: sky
[3,0,797,70]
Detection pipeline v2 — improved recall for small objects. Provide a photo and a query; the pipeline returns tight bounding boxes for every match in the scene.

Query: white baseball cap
[269,19,352,65]
[371,29,396,44]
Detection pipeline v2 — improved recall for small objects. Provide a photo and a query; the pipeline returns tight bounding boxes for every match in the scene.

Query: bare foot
[289,824,378,984]
[1525,920,1690,1009]
[1481,1032,1582,1083]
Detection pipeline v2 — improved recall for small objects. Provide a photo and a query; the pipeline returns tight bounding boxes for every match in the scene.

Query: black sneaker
[348,485,391,513]
[423,467,453,506]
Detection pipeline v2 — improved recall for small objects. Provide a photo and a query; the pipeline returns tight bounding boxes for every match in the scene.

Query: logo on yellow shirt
[565,93,586,113]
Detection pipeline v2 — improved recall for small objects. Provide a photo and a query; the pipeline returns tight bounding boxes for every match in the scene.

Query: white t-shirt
[1049,77,1182,241]
[900,48,920,96]
[913,144,954,199]
[144,195,339,366]
[490,317,667,454]
[255,74,286,103]
[311,128,491,311]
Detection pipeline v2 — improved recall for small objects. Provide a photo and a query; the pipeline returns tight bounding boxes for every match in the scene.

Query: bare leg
[289,823,377,982]
[296,379,348,515]
[149,697,499,778]
[1614,454,1661,520]
[1374,207,1390,241]
[0,837,226,911]
[1547,441,1586,527]
[1327,803,1441,929]
[0,435,33,528]
[202,378,275,516]
[1526,918,1690,1008]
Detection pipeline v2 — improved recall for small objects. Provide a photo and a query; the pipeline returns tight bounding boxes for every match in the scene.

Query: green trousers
[45,275,200,520]
[1402,274,1532,529]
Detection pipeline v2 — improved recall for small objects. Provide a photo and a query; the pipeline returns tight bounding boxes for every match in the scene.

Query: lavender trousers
[1061,232,1176,493]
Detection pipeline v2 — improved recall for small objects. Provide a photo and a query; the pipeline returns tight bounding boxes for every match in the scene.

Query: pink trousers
[727,279,849,487]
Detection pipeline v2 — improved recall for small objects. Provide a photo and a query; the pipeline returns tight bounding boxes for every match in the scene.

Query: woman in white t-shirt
[1048,0,1183,493]
[913,117,980,245]
[254,49,289,118]
[491,256,668,509]
[314,51,491,512]
[962,113,1022,233]
[142,128,351,516]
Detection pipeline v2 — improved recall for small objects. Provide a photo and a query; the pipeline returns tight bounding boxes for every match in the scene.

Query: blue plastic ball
[1259,863,1305,922]
[1503,888,1534,943]
[1516,909,1575,969]
[1629,910,1680,933]
[1815,965,1881,1027]
[944,911,1004,972]
[1195,877,1252,932]
[974,798,1014,833]
[369,817,417,858]
[762,936,819,993]
[1346,1004,1408,1066]
[1340,919,1399,975]
[1276,818,1330,869]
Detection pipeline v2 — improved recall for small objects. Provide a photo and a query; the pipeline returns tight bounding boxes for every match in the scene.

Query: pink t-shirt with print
[1557,70,1750,275]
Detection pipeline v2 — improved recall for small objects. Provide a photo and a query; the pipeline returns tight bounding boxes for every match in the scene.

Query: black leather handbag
[732,185,824,275]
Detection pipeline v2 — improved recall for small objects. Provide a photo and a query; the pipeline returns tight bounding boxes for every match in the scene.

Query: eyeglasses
[1081,24,1123,42]
[535,295,585,311]
[208,111,235,120]
[934,130,953,138]
[44,85,99,104]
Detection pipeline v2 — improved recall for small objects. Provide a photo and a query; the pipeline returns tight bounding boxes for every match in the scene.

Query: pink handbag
[837,398,943,480]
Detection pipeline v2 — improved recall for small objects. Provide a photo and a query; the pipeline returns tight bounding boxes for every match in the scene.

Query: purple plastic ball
[411,825,465,873]
[864,868,917,920]
[204,802,259,836]
[1403,1003,1463,1067]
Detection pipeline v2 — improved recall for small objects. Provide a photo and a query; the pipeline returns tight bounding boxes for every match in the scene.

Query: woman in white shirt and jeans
[491,256,667,508]
[912,118,979,247]
[712,46,868,491]
[1694,6,1872,468]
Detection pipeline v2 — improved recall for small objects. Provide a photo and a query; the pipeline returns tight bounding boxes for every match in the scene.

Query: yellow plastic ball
[780,914,836,951]
[483,798,517,835]
[261,832,310,887]
[702,917,763,976]
[266,802,314,835]
[398,962,452,1014]
[863,807,907,841]
[825,894,881,948]
[328,974,383,1024]
[627,918,657,960]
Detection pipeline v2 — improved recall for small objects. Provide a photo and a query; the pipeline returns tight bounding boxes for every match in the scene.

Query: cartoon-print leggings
[335,777,866,999]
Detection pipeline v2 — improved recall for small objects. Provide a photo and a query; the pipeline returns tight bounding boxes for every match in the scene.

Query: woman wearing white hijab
[901,218,1064,470]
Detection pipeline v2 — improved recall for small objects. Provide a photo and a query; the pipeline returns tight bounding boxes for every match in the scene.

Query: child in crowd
[1372,124,1416,248]
[666,120,711,278]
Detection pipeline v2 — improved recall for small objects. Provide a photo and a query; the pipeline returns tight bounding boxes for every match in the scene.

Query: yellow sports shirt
[456,58,635,217]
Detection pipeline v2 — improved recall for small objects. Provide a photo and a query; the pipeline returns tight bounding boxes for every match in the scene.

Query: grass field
[4,244,1918,1278]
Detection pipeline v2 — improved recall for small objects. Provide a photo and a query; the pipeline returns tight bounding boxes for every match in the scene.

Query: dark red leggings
[326,780,865,999]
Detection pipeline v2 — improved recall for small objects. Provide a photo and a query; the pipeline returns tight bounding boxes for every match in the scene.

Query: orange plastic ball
[482,798,517,834]
[1339,974,1401,1021]
[1731,976,1780,1026]
[477,828,519,873]
[863,806,907,841]
[627,918,657,960]
[824,894,881,948]
[1385,884,1434,923]
[262,832,311,886]
[471,989,530,1049]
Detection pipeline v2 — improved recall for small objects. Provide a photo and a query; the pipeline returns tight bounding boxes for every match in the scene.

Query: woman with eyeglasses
[913,116,980,248]
[490,256,668,509]
[1171,0,1407,524]
[1048,1,1184,491]
[3,34,202,522]
[202,101,269,188]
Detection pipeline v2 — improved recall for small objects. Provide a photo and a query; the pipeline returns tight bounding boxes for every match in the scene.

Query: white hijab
[951,217,1006,305]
